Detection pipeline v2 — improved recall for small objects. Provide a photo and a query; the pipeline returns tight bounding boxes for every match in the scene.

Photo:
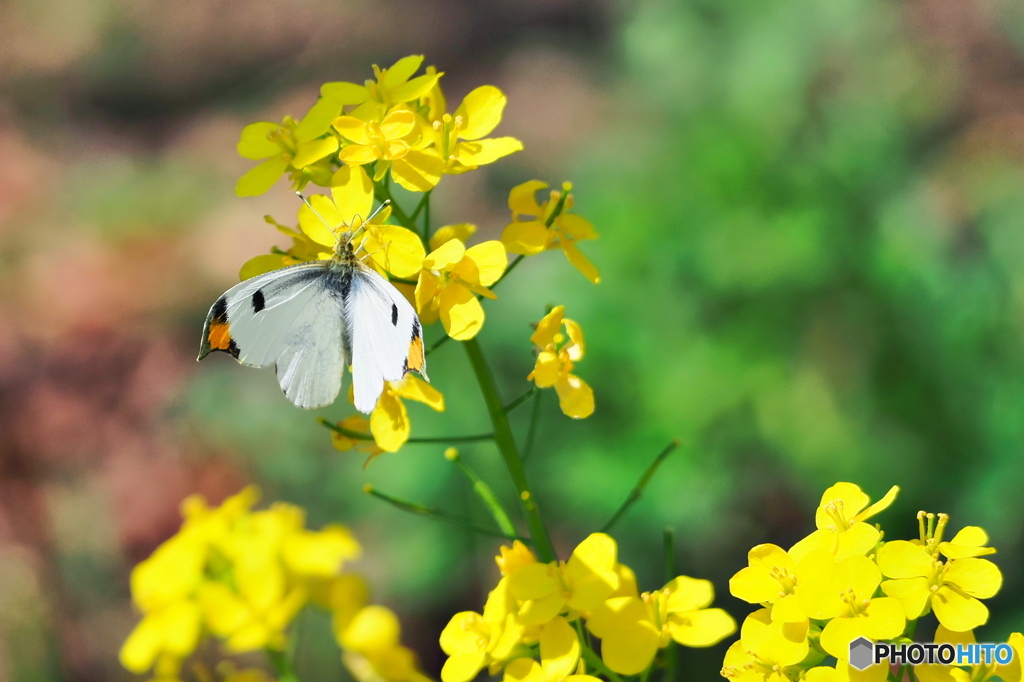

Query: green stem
[463,337,556,562]
[504,386,539,413]
[448,451,518,538]
[601,440,680,532]
[492,254,524,289]
[318,417,493,444]
[426,334,452,356]
[374,184,413,228]
[365,485,523,541]
[410,191,431,222]
[265,648,300,682]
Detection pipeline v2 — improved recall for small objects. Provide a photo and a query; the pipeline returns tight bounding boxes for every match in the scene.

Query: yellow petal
[389,72,442,103]
[240,254,287,280]
[730,566,779,604]
[665,576,715,613]
[321,80,368,105]
[425,239,466,271]
[235,156,289,197]
[292,136,339,169]
[333,116,370,145]
[561,241,600,284]
[455,86,508,140]
[501,220,548,256]
[853,484,899,522]
[237,122,280,160]
[298,194,342,246]
[369,391,410,453]
[296,97,343,142]
[602,620,660,675]
[341,605,401,654]
[861,597,906,640]
[365,225,426,278]
[330,165,373,223]
[815,483,870,529]
[431,223,477,251]
[771,594,807,623]
[529,351,561,388]
[508,179,548,217]
[504,658,545,682]
[556,213,598,240]
[540,617,580,680]
[394,375,444,411]
[415,270,441,312]
[944,558,1002,598]
[834,555,882,603]
[337,144,378,165]
[379,109,416,140]
[554,373,594,419]
[282,526,361,577]
[391,149,444,192]
[455,137,523,167]
[381,56,424,89]
[880,577,931,620]
[465,241,507,286]
[834,522,881,561]
[877,540,934,579]
[940,527,995,559]
[667,608,736,647]
[518,592,566,626]
[566,533,617,578]
[440,612,486,655]
[563,319,585,361]
[531,307,565,348]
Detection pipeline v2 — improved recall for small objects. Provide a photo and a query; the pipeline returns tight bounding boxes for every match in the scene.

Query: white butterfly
[198,198,426,413]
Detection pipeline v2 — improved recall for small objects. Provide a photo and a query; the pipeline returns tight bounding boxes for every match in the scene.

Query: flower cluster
[440,534,735,682]
[722,482,1008,681]
[528,306,594,419]
[120,487,427,682]
[231,57,602,454]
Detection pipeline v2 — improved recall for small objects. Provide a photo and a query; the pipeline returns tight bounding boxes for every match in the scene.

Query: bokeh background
[2,0,1024,680]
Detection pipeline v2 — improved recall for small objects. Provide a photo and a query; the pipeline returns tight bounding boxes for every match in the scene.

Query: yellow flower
[369,375,445,453]
[877,540,1002,632]
[431,223,477,251]
[816,555,906,659]
[508,533,619,626]
[720,609,809,682]
[119,599,202,676]
[341,606,432,682]
[321,55,443,121]
[333,107,444,192]
[501,181,599,284]
[330,415,385,461]
[789,482,899,562]
[430,86,523,174]
[496,540,538,577]
[415,239,507,340]
[440,578,525,682]
[915,626,1024,682]
[502,617,599,682]
[729,545,836,624]
[587,576,735,675]
[528,306,594,419]
[235,100,342,197]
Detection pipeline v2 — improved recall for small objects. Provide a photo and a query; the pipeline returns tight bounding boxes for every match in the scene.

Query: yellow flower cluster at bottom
[439,534,735,682]
[722,482,1011,682]
[120,487,429,682]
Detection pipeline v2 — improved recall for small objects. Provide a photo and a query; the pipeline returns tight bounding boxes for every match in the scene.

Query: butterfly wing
[346,265,426,414]
[199,261,349,409]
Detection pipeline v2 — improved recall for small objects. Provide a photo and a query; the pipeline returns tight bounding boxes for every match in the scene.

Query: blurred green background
[2,0,1024,680]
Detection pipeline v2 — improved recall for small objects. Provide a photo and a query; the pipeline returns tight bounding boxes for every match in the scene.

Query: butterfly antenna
[348,199,391,248]
[295,192,338,242]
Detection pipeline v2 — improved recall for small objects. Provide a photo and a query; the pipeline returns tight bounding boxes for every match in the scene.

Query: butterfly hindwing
[199,261,349,409]
[346,265,426,414]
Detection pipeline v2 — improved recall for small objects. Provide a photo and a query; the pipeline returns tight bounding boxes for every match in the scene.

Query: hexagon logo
[849,637,875,671]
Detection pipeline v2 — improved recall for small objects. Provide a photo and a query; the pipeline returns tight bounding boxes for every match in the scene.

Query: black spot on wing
[391,303,399,326]
[252,290,266,313]
[211,296,228,323]
[411,318,421,341]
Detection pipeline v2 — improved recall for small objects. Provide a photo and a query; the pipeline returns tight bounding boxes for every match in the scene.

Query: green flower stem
[426,334,453,356]
[266,648,301,682]
[317,416,493,444]
[464,337,556,562]
[504,386,539,413]
[601,440,680,533]
[522,390,542,462]
[575,620,624,682]
[447,451,518,538]
[492,254,524,289]
[374,184,414,229]
[364,485,523,541]
[410,190,431,223]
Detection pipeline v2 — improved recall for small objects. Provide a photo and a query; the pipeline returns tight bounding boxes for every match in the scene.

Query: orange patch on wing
[406,336,426,374]
[208,322,232,350]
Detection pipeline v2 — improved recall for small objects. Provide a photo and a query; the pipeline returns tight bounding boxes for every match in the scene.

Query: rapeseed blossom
[369,375,445,453]
[788,482,899,562]
[501,181,599,283]
[528,306,594,419]
[429,86,523,173]
[121,488,427,682]
[415,239,507,340]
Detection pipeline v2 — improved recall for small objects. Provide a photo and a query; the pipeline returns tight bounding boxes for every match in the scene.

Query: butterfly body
[199,235,426,412]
